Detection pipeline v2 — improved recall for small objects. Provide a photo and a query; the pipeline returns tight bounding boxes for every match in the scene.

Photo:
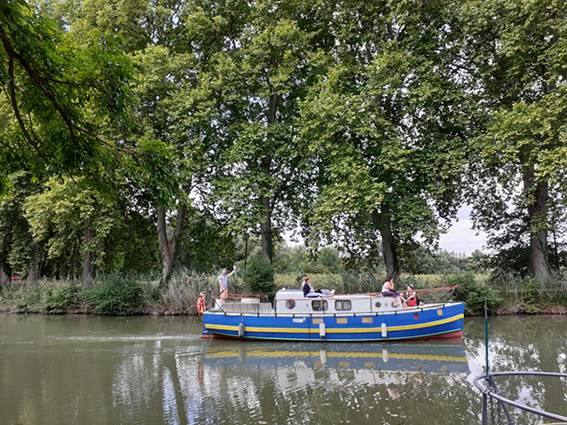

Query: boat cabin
[217,289,407,315]
[274,289,403,315]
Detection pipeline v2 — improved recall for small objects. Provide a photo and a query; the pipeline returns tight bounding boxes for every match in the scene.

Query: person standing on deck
[219,265,237,306]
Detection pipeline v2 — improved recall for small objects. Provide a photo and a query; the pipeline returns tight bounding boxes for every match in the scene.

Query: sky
[438,205,488,256]
[285,205,489,257]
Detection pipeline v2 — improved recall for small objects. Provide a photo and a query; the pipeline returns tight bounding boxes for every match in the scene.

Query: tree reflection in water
[0,315,565,425]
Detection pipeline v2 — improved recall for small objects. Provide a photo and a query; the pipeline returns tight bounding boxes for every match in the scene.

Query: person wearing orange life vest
[197,293,205,315]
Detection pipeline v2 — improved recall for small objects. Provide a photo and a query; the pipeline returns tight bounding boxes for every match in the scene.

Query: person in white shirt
[218,265,237,305]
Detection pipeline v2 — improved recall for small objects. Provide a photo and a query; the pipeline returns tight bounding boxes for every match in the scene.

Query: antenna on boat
[484,297,489,378]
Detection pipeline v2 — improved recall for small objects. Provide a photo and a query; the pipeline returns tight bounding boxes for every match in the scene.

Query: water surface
[1,314,565,424]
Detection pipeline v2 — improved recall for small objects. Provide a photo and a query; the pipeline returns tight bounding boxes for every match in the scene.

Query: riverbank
[1,271,566,316]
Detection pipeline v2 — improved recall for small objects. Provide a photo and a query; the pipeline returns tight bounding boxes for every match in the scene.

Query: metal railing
[474,372,567,425]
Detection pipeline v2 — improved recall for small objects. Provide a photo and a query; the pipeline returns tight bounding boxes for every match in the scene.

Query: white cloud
[439,206,487,255]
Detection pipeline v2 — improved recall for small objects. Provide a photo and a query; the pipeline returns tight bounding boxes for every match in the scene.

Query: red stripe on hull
[201,329,463,341]
[409,330,463,341]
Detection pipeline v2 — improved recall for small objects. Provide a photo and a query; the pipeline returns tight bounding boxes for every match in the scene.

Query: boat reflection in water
[202,338,469,381]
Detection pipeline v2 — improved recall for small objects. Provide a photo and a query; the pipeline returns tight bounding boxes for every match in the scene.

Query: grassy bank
[1,270,566,316]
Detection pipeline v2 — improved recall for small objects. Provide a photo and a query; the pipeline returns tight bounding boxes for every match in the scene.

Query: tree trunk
[27,241,38,287]
[82,227,95,284]
[0,263,10,285]
[259,92,279,264]
[523,166,550,280]
[372,210,399,279]
[260,191,273,263]
[157,199,189,287]
[69,241,77,280]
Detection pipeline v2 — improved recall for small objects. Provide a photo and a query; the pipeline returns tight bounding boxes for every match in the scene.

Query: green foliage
[520,279,544,312]
[485,269,567,313]
[83,277,143,315]
[42,285,81,313]
[14,287,42,312]
[317,247,340,274]
[462,0,567,279]
[0,0,565,291]
[241,255,275,298]
[303,263,330,275]
[176,211,237,274]
[450,273,500,315]
[0,0,134,182]
[339,270,374,294]
[0,172,41,273]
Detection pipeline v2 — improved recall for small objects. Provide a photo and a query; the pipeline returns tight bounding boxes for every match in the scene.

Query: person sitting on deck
[381,276,400,307]
[303,276,317,297]
[401,284,419,308]
[303,276,334,298]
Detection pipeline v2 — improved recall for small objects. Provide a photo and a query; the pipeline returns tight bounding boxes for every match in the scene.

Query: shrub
[521,278,543,307]
[15,287,42,312]
[42,285,81,313]
[241,255,275,299]
[303,263,330,274]
[450,272,500,315]
[83,277,143,315]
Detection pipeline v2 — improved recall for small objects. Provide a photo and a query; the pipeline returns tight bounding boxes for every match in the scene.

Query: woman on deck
[401,284,418,308]
[381,276,400,307]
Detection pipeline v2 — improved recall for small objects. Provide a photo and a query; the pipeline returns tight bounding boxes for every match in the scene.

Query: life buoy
[197,294,205,315]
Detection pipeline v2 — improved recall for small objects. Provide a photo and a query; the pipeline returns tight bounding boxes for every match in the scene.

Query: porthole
[375,301,382,308]
[286,299,296,310]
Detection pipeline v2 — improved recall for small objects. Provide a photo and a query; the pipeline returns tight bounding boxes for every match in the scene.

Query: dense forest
[0,0,566,308]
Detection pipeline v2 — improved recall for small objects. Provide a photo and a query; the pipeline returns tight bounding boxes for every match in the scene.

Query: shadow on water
[0,314,565,425]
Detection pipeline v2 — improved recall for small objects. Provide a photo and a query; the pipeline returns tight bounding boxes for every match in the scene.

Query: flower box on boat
[202,289,465,342]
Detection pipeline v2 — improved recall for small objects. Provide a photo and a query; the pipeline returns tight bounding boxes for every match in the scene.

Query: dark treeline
[0,0,566,293]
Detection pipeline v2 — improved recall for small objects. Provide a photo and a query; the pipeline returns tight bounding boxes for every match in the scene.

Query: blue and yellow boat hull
[203,302,465,342]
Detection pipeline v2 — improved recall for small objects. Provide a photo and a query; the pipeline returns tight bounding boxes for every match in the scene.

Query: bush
[241,255,275,298]
[83,277,143,315]
[15,287,42,312]
[42,285,80,313]
[450,272,500,315]
[303,263,330,274]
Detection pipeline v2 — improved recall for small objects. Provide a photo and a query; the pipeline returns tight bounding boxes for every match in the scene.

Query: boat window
[311,300,328,311]
[286,299,296,310]
[335,300,352,311]
[375,301,382,308]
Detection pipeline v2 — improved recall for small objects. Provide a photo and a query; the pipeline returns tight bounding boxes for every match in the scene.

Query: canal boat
[201,288,465,342]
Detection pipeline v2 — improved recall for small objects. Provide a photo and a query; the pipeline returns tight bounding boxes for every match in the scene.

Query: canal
[1,314,566,424]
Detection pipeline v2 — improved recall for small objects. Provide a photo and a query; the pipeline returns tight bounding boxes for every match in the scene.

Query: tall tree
[175,0,329,263]
[461,0,567,279]
[24,178,126,282]
[299,0,471,276]
[49,0,208,285]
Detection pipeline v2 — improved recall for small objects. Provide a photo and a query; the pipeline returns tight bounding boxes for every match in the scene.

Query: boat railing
[474,372,567,425]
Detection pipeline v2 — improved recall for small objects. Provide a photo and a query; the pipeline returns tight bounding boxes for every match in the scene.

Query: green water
[0,314,565,425]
